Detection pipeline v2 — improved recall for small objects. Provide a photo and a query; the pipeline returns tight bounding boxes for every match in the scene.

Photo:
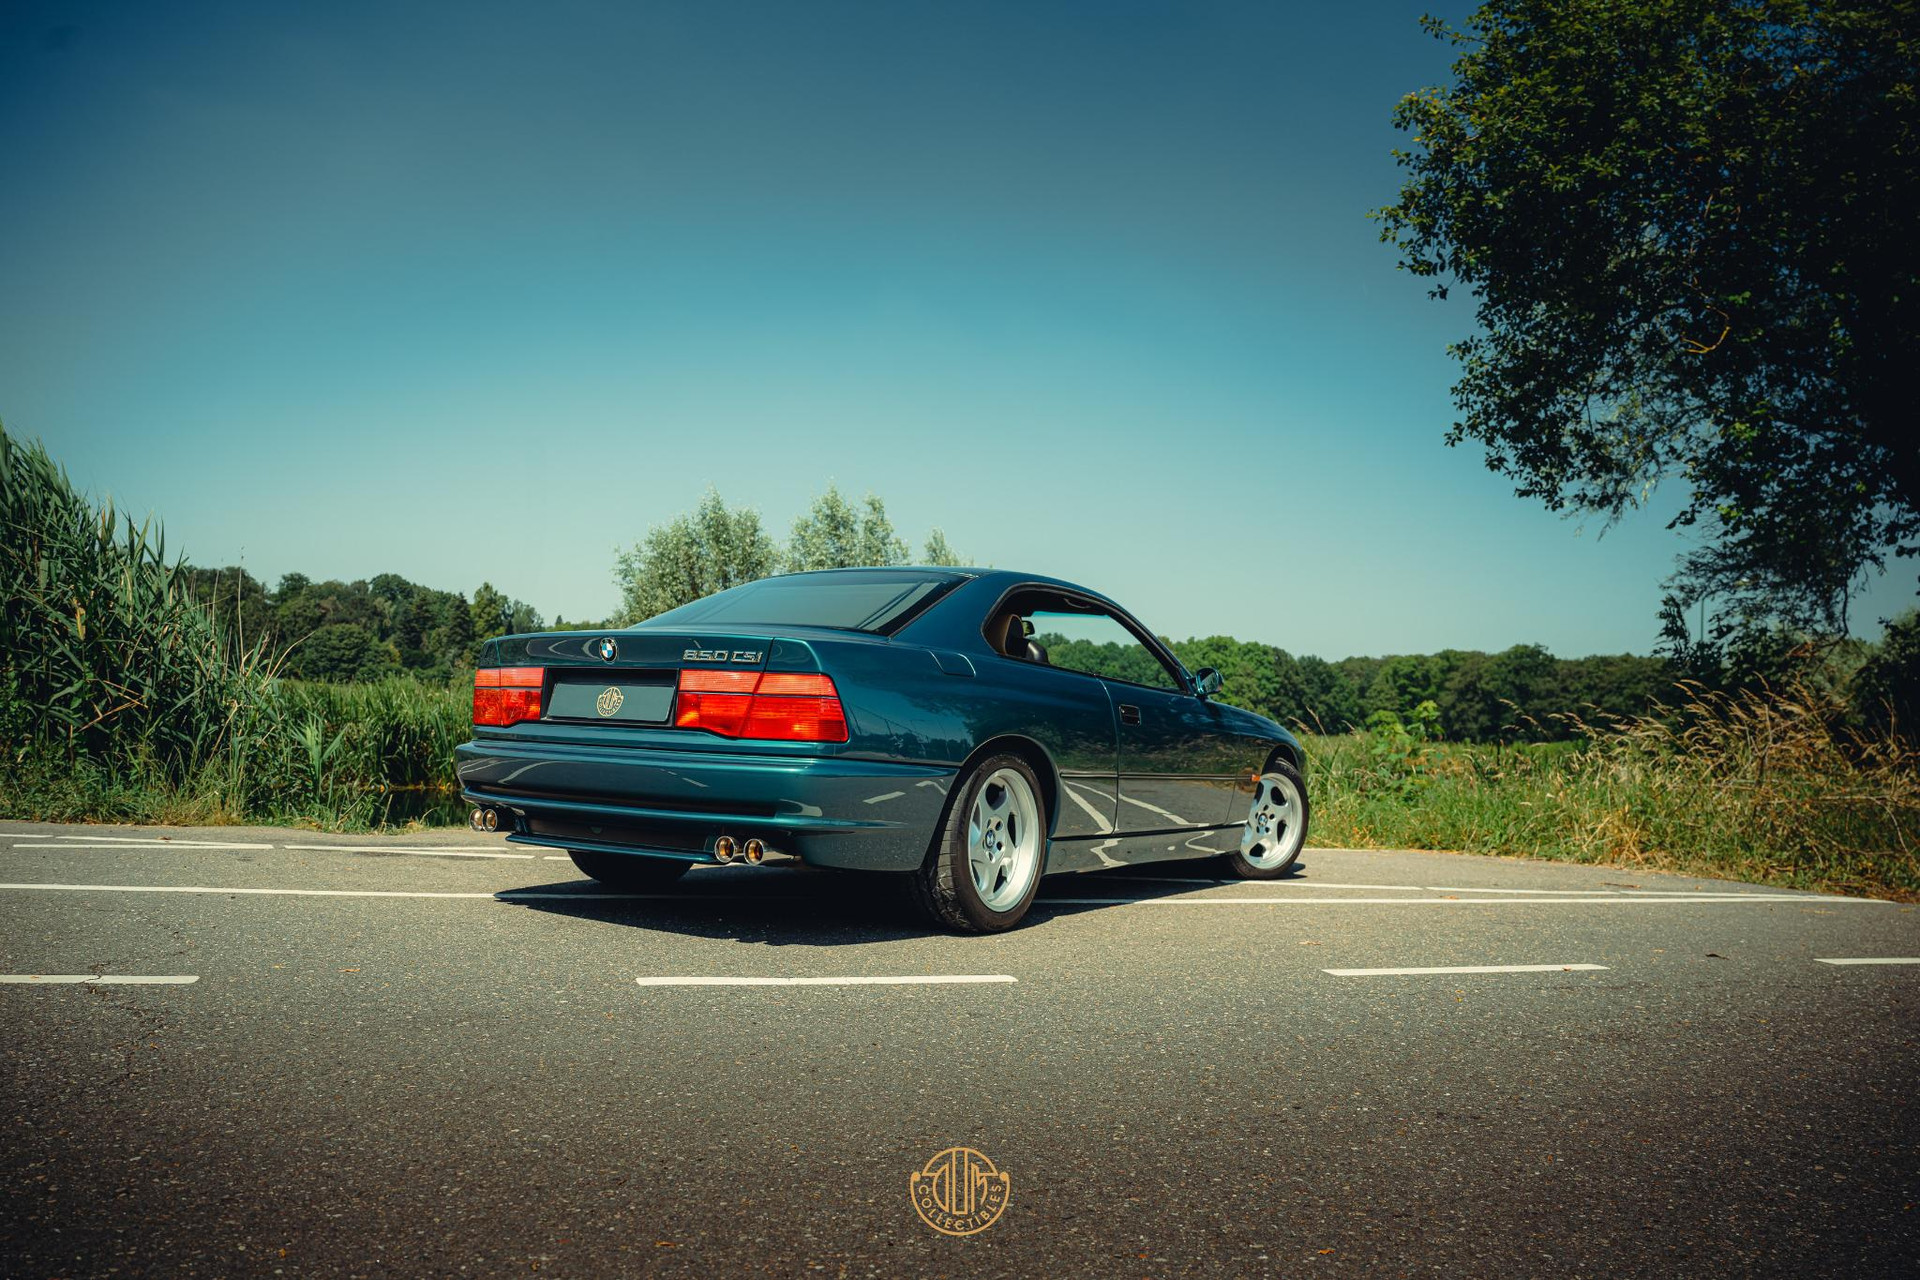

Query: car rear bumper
[454,740,954,871]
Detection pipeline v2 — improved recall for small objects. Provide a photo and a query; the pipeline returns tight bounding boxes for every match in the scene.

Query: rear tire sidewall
[928,753,1048,933]
[1225,759,1309,880]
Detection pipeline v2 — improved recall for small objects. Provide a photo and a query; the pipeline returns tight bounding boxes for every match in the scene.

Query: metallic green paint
[454,568,1304,875]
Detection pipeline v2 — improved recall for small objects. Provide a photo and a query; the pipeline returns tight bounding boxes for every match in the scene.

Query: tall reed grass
[1,424,468,829]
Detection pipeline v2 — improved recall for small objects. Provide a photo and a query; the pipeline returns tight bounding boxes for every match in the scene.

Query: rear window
[643,570,967,634]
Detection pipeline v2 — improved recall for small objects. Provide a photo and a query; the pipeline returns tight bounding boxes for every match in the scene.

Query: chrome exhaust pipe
[743,838,765,865]
[713,835,737,864]
[469,807,486,832]
[482,808,498,832]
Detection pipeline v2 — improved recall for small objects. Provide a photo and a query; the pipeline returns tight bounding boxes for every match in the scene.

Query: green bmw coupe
[458,567,1307,932]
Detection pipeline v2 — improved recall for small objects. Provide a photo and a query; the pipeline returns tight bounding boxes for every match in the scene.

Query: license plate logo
[595,686,625,717]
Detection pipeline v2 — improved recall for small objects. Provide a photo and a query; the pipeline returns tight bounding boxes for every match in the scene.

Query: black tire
[567,849,691,889]
[1222,759,1309,880]
[905,752,1048,933]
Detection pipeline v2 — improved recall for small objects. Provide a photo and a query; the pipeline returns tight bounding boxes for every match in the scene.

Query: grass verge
[1305,683,1919,901]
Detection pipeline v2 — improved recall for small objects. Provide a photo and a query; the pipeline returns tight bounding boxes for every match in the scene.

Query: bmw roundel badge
[596,636,617,663]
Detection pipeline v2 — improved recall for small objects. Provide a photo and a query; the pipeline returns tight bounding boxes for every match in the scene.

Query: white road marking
[8,841,531,860]
[1301,881,1458,891]
[1043,894,1888,907]
[1814,957,1920,966]
[0,882,755,900]
[1091,873,1241,886]
[9,840,276,851]
[0,882,1888,908]
[278,844,535,859]
[1323,963,1607,977]
[636,975,1017,987]
[51,835,274,848]
[1419,884,1808,898]
[861,791,906,805]
[0,974,199,985]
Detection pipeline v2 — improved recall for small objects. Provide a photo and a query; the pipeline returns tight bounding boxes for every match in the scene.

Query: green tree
[470,583,509,643]
[922,528,967,567]
[1173,636,1286,721]
[786,485,908,572]
[1377,0,1920,634]
[613,488,779,624]
[1292,654,1365,734]
[1364,655,1441,720]
[288,622,396,682]
[1854,611,1920,740]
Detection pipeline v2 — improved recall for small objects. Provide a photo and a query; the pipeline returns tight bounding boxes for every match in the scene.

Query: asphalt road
[2,821,1916,1279]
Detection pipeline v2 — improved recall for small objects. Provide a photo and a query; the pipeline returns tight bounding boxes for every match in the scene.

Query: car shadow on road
[494,860,1308,946]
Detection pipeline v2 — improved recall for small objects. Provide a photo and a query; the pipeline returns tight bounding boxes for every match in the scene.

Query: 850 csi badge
[683,648,763,663]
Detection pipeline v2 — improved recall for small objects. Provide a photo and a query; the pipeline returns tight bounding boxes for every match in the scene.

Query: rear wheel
[906,753,1047,933]
[567,849,691,889]
[1224,761,1308,879]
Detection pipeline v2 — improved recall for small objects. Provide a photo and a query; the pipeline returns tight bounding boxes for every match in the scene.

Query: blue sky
[2,1,1906,657]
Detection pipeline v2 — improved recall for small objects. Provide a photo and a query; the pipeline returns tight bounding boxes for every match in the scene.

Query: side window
[1027,610,1184,692]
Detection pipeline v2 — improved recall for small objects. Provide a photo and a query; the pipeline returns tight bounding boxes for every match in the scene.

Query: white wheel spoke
[961,767,1043,912]
[1239,773,1305,871]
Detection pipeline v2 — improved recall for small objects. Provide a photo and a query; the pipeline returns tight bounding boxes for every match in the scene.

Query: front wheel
[1223,762,1309,879]
[568,849,691,889]
[906,753,1047,933]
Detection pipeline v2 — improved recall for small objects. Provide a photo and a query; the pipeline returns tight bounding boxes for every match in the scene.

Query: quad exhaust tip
[743,838,765,865]
[714,835,736,864]
[468,807,500,833]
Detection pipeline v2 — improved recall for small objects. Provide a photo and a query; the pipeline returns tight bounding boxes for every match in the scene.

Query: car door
[1104,681,1242,836]
[1020,603,1240,860]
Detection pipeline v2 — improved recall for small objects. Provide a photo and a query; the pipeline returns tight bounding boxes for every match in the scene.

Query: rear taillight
[473,666,544,726]
[674,669,848,742]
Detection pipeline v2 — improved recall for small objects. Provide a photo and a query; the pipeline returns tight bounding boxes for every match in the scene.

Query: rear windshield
[642,570,967,634]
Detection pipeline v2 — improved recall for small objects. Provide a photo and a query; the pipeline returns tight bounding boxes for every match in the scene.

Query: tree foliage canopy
[612,487,780,624]
[613,486,968,622]
[1377,0,1920,632]
[785,485,908,573]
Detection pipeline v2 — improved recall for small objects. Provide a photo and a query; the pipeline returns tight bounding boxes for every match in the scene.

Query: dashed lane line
[636,975,1017,987]
[1323,963,1608,977]
[0,974,199,985]
[1814,957,1920,966]
[8,839,275,850]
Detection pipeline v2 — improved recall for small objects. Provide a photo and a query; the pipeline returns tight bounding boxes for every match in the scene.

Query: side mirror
[1193,666,1223,699]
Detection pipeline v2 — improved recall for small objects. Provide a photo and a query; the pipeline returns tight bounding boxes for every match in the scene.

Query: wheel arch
[929,734,1062,850]
[1263,738,1305,775]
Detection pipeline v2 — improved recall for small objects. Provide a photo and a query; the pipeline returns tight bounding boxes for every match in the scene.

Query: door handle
[1118,704,1141,726]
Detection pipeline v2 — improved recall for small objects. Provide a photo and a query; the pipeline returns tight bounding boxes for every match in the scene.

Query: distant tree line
[1038,634,1673,742]
[184,567,543,684]
[184,480,1917,743]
